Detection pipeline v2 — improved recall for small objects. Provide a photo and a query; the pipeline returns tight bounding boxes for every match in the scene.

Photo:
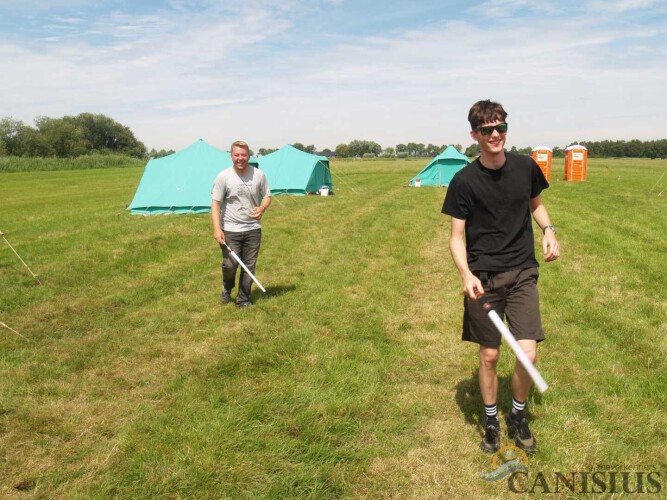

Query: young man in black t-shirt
[442,100,560,454]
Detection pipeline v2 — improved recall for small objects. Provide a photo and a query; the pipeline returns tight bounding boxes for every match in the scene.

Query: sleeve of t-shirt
[441,175,471,220]
[530,159,550,198]
[260,171,271,199]
[211,171,226,202]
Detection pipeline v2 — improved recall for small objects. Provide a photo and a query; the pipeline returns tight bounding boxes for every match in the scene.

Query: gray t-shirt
[211,167,271,232]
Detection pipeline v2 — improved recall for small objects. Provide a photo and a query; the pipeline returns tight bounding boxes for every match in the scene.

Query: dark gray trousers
[220,229,262,304]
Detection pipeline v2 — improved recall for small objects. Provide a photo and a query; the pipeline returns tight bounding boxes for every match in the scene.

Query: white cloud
[0,0,91,10]
[159,98,253,111]
[585,0,665,13]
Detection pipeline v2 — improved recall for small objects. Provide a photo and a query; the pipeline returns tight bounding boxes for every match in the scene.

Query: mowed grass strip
[0,160,434,496]
[1,158,666,497]
[358,159,667,498]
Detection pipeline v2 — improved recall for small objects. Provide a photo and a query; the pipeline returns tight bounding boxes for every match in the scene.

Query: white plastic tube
[223,242,266,293]
[486,307,549,393]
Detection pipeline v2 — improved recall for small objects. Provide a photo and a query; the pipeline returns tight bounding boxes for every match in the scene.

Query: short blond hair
[230,140,250,153]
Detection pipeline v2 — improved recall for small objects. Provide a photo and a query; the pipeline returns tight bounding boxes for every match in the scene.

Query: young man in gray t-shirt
[211,141,271,306]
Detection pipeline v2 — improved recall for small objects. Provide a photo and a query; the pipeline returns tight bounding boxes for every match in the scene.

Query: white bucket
[320,186,330,196]
[415,179,422,187]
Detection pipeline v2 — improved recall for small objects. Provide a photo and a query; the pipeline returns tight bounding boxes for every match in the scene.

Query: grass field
[1,157,666,498]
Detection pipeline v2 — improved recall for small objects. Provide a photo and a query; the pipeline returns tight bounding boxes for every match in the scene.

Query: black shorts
[462,267,545,348]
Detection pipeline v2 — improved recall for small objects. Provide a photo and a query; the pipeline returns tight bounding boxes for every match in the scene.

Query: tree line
[267,140,463,159]
[3,114,666,161]
[563,139,667,159]
[325,139,667,160]
[332,140,464,159]
[0,114,148,159]
[290,139,667,160]
[481,140,667,159]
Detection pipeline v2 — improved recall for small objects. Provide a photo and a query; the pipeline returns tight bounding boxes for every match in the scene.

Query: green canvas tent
[129,139,232,215]
[256,145,333,196]
[409,145,471,187]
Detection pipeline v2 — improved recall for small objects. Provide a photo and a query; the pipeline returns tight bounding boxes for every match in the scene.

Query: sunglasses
[476,123,508,136]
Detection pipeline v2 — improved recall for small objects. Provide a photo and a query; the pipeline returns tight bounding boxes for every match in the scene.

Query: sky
[1,0,666,152]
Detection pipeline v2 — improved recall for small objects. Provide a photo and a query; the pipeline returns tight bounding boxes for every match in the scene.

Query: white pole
[222,242,266,293]
[484,305,549,393]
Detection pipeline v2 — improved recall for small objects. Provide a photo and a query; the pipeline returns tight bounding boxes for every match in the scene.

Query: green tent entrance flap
[128,139,231,215]
[409,145,471,187]
[256,145,333,196]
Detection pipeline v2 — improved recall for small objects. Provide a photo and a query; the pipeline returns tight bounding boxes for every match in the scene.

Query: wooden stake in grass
[1,230,42,284]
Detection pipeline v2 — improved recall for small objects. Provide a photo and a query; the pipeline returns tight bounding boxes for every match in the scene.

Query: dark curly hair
[468,100,508,131]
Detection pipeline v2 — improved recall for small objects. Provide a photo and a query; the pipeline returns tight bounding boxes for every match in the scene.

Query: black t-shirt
[442,152,549,272]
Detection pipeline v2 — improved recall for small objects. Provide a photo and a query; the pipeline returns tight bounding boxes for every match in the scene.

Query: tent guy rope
[1,230,42,284]
[1,321,28,341]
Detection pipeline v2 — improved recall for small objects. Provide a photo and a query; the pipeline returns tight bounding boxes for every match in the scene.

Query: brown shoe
[506,414,536,454]
[481,423,501,453]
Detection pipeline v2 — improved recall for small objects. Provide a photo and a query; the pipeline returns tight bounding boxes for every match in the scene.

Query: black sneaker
[506,414,537,453]
[236,301,252,308]
[481,423,501,453]
[220,289,232,304]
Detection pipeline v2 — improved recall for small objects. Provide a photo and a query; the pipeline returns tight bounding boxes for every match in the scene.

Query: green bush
[0,154,145,173]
